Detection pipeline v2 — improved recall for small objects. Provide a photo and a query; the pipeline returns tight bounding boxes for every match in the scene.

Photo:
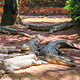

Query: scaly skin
[39,54,76,67]
[0,26,32,38]
[28,21,74,33]
[40,40,80,56]
[0,54,47,73]
[0,51,35,60]
[0,46,21,54]
[39,40,80,67]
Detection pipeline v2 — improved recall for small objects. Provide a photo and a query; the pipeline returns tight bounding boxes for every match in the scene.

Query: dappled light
[22,17,72,23]
[0,16,80,80]
[0,0,80,80]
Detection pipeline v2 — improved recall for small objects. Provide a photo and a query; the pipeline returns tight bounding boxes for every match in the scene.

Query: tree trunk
[1,0,22,26]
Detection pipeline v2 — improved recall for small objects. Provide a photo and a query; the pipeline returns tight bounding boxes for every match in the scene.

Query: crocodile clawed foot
[49,30,54,34]
[55,47,67,55]
[5,69,14,74]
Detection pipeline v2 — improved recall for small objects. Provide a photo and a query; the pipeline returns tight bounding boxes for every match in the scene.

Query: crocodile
[0,51,35,60]
[39,40,80,66]
[18,36,79,67]
[28,21,74,33]
[18,35,41,54]
[0,46,21,54]
[0,38,80,74]
[0,35,41,58]
[0,54,48,73]
[0,26,32,38]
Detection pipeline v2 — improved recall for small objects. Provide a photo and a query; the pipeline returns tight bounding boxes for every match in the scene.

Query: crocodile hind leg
[5,67,17,74]
[55,47,66,55]
[39,54,76,67]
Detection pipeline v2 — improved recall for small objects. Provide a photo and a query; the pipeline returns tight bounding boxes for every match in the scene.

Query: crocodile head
[0,47,8,54]
[54,55,76,67]
[41,54,76,67]
[18,44,31,51]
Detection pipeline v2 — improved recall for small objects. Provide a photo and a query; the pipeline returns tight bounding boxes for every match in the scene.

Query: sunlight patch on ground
[22,18,72,23]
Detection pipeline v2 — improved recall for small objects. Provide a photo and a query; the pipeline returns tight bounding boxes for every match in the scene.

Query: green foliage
[64,0,80,25]
[0,0,4,4]
[17,0,19,8]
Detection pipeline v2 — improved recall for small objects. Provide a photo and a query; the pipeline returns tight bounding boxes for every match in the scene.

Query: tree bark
[1,0,22,26]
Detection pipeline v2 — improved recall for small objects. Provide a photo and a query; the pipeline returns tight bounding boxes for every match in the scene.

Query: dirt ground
[0,15,80,80]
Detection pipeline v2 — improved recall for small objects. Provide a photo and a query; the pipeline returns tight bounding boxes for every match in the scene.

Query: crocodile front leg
[39,54,76,67]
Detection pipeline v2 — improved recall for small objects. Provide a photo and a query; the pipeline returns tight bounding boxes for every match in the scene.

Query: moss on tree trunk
[1,0,22,26]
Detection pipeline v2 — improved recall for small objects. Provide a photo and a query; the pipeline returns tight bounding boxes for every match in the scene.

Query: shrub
[64,0,80,26]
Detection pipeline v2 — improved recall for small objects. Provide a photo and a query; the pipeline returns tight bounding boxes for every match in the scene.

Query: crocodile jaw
[41,55,76,67]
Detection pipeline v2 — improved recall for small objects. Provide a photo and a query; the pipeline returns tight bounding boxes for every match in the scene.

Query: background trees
[64,0,80,26]
[1,0,22,26]
[0,0,80,26]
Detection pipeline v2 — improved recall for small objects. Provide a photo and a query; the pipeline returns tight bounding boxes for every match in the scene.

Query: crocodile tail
[57,40,80,49]
[19,32,33,38]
